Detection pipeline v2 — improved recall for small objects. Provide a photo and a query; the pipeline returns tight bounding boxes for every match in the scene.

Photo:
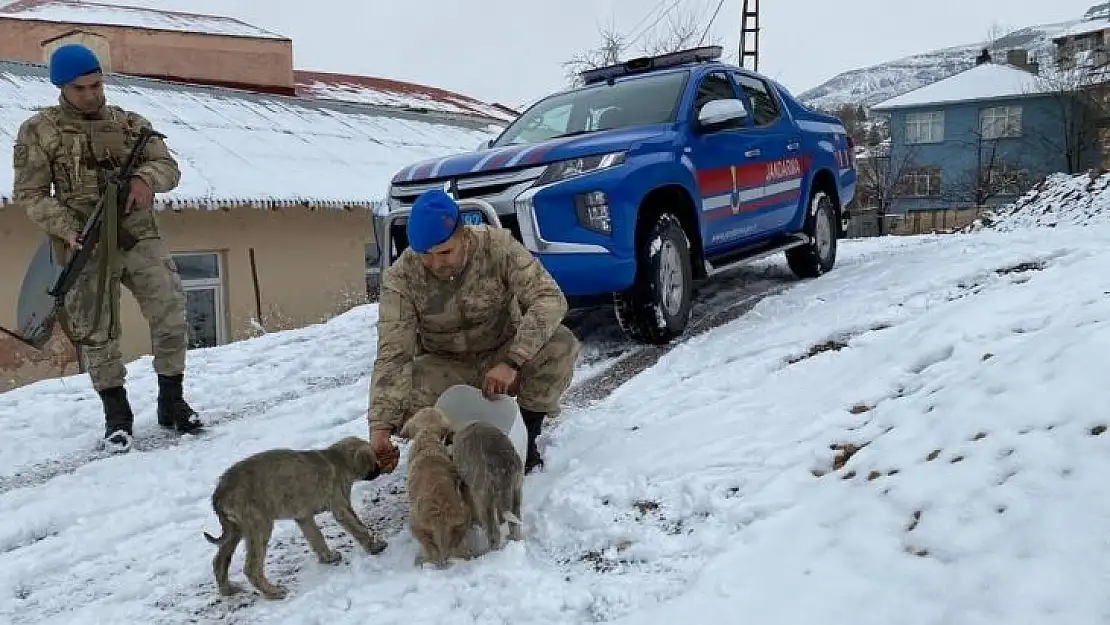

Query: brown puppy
[400,407,473,568]
[451,421,524,553]
[203,436,387,599]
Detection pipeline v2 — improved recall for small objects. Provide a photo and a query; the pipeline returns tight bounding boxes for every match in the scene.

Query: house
[0,3,512,392]
[869,50,1093,225]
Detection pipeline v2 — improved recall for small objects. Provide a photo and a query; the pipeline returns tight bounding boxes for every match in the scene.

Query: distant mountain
[796,14,1096,111]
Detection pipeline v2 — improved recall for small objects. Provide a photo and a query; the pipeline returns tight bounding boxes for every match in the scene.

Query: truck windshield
[492,70,690,147]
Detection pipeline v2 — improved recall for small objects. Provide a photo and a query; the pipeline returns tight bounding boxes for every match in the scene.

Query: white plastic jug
[434,384,528,466]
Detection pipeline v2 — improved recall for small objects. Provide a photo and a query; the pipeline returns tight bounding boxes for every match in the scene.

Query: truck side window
[733,73,780,127]
[693,71,743,130]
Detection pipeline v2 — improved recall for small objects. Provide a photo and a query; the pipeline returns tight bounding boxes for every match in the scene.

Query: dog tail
[204,510,238,544]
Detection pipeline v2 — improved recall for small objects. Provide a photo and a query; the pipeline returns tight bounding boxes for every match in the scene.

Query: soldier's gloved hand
[482,362,518,400]
[370,428,399,473]
[125,177,154,214]
[63,231,83,250]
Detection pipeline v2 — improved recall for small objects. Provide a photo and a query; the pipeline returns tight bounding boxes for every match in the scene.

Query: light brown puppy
[203,436,387,599]
[400,407,473,568]
[451,421,524,553]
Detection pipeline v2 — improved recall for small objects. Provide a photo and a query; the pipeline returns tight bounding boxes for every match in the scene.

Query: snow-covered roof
[0,59,505,210]
[294,71,516,123]
[1053,17,1110,40]
[871,62,1053,111]
[0,0,285,40]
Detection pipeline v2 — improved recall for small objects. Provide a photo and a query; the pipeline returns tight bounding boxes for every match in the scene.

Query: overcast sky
[95,0,1103,107]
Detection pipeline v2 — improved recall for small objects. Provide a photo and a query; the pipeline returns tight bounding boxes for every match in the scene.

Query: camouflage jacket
[368,225,569,432]
[11,96,180,244]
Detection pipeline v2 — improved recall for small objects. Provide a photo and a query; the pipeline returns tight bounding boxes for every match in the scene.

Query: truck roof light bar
[579,45,724,85]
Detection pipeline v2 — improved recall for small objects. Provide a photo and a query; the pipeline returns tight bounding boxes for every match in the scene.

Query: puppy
[400,407,473,568]
[203,436,387,599]
[451,421,525,552]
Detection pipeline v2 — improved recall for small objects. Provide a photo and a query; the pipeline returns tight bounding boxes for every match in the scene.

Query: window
[491,70,689,147]
[898,167,941,197]
[693,71,745,130]
[987,166,1027,196]
[732,72,781,126]
[173,252,227,349]
[980,106,1022,139]
[905,111,944,144]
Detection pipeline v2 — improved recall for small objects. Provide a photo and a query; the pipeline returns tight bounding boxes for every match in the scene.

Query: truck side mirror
[697,98,749,132]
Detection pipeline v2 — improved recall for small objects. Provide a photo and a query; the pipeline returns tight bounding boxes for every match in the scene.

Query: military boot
[521,409,546,474]
[156,374,204,434]
[98,386,135,453]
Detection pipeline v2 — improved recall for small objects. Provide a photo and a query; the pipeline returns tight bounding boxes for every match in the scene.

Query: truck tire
[786,189,837,279]
[614,213,693,344]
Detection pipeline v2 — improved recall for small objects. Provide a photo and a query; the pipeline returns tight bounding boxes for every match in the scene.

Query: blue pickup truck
[372,46,857,344]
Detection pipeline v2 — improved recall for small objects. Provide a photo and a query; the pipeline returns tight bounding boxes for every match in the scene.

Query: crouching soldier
[11,43,204,453]
[368,188,580,474]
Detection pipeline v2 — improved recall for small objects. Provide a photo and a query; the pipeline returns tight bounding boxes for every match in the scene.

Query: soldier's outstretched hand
[370,429,399,473]
[125,176,154,214]
[482,362,518,400]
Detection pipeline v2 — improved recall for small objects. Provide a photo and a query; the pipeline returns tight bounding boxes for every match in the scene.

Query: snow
[799,17,1081,111]
[974,170,1110,232]
[3,188,1110,622]
[0,0,284,39]
[0,60,505,209]
[295,73,517,123]
[871,62,1052,112]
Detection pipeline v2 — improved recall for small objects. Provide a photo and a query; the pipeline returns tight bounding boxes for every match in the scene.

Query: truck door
[686,70,763,253]
[729,70,806,234]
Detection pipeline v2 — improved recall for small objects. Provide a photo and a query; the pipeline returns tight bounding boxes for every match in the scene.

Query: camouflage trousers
[405,324,580,427]
[59,237,189,391]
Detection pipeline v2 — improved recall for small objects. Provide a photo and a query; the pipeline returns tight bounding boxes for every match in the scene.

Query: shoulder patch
[13,142,28,168]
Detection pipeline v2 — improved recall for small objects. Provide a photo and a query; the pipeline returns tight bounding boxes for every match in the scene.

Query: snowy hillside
[975,170,1110,232]
[798,18,1083,110]
[3,210,1110,621]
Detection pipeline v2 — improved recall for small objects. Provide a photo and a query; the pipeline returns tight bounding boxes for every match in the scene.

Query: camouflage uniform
[368,225,579,469]
[12,96,203,444]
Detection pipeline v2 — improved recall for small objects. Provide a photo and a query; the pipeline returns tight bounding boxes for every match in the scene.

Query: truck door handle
[744,148,761,158]
[786,141,800,152]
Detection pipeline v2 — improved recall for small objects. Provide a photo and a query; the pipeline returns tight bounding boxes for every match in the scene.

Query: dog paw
[217,582,243,597]
[261,585,288,600]
[319,550,342,565]
[364,537,388,555]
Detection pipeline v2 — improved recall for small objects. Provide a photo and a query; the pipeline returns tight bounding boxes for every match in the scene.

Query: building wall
[885,95,1075,213]
[0,204,373,393]
[0,17,294,91]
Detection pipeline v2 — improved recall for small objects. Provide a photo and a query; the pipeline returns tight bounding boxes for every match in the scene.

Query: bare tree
[1027,59,1109,173]
[943,130,1032,206]
[563,6,725,87]
[562,21,625,87]
[858,142,918,235]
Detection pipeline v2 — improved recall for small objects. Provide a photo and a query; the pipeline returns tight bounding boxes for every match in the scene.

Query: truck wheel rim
[815,201,833,262]
[659,240,684,316]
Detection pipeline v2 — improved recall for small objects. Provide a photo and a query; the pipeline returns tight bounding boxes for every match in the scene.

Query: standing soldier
[11,43,204,453]
[368,188,580,474]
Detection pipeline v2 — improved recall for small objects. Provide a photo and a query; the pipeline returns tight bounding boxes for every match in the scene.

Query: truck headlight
[575,191,611,235]
[536,152,626,185]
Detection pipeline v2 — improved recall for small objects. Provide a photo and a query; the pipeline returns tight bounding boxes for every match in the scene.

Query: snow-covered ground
[2,208,1109,623]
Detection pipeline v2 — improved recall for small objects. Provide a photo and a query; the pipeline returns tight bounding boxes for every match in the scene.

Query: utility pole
[739,0,760,72]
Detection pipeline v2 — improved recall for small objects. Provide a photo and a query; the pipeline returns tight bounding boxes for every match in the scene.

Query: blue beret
[49,44,102,88]
[407,189,461,253]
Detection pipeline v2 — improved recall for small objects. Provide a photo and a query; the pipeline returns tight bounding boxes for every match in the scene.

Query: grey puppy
[450,421,524,552]
[203,436,388,599]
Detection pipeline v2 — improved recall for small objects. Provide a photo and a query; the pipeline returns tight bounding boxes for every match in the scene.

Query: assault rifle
[0,126,166,350]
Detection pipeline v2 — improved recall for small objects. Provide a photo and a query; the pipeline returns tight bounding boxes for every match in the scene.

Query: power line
[622,0,671,44]
[698,0,727,46]
[625,0,685,50]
